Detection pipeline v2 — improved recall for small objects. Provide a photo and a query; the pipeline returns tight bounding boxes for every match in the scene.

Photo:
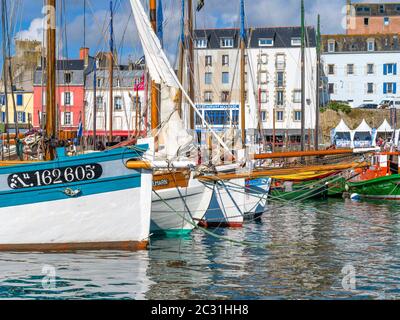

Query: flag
[196,0,204,11]
[157,0,164,47]
[77,113,83,138]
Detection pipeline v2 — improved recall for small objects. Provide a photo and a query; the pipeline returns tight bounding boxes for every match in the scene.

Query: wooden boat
[150,170,213,236]
[269,179,329,202]
[0,144,153,251]
[346,174,400,200]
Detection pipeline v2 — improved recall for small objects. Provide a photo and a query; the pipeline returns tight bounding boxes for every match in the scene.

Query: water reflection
[1,198,400,299]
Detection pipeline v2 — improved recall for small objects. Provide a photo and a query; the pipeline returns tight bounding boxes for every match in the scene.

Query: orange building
[346,1,400,35]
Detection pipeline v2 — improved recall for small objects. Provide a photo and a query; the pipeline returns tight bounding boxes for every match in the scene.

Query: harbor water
[1,197,400,300]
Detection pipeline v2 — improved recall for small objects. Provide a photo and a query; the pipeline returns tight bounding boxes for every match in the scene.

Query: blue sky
[1,0,398,65]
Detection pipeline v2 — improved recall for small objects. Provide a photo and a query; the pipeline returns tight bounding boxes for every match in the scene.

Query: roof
[335,119,351,132]
[355,119,372,133]
[353,3,400,17]
[37,59,85,71]
[377,119,393,132]
[194,26,316,49]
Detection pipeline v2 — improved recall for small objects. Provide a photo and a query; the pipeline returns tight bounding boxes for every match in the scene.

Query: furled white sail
[130,0,179,88]
[129,0,232,154]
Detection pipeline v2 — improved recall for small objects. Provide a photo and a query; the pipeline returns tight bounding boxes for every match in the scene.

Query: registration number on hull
[8,164,103,189]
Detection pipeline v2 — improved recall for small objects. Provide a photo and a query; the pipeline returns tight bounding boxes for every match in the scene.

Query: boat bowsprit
[0,144,153,251]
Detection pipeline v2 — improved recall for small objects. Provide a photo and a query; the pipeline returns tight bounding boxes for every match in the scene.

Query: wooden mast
[240,0,246,148]
[315,14,321,150]
[108,0,114,143]
[188,0,195,129]
[300,0,305,152]
[150,0,159,146]
[176,0,185,117]
[45,0,57,160]
[93,59,97,149]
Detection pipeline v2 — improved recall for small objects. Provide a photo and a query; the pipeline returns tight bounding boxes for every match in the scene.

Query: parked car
[378,98,400,109]
[357,103,378,109]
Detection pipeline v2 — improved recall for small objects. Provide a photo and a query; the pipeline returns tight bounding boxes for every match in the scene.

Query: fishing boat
[345,174,400,200]
[0,144,153,251]
[269,178,329,202]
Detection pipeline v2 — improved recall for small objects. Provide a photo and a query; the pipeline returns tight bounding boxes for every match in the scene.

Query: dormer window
[220,37,233,48]
[384,17,390,26]
[328,40,335,53]
[259,38,274,47]
[291,37,301,46]
[379,5,385,14]
[367,39,375,52]
[64,72,72,84]
[195,38,207,48]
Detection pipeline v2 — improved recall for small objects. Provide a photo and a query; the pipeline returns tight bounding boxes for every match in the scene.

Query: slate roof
[194,26,316,49]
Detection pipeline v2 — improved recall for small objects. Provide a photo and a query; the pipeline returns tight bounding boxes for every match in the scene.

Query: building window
[380,5,385,14]
[367,83,374,94]
[328,83,335,94]
[221,91,230,102]
[205,72,212,85]
[367,64,374,74]
[231,110,239,125]
[347,64,354,75]
[204,91,212,102]
[259,71,268,84]
[276,54,285,70]
[16,94,23,106]
[96,96,103,110]
[64,92,71,105]
[17,111,25,123]
[364,18,369,26]
[64,112,72,125]
[276,111,284,122]
[294,111,301,121]
[220,37,234,48]
[0,94,4,105]
[195,38,207,48]
[259,38,274,47]
[222,55,229,66]
[328,64,335,75]
[293,90,301,103]
[222,72,229,84]
[114,96,122,110]
[277,72,284,87]
[204,110,230,126]
[276,91,284,106]
[367,40,374,52]
[291,37,301,46]
[384,82,397,94]
[259,54,267,65]
[64,72,72,84]
[116,78,121,87]
[384,63,397,75]
[384,17,390,26]
[328,41,335,53]
[260,90,268,103]
[205,55,212,66]
[260,111,267,122]
[97,78,103,88]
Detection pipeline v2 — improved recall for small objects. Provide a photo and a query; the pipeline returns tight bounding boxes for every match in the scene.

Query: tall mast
[149,0,159,144]
[45,0,57,160]
[300,0,305,152]
[315,14,320,150]
[188,0,194,129]
[108,0,114,143]
[176,0,185,117]
[240,0,246,147]
[93,60,97,149]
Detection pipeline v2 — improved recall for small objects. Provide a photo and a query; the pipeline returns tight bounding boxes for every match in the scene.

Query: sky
[1,0,399,65]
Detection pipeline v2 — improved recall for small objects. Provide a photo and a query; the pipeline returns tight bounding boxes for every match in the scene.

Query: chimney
[80,47,90,66]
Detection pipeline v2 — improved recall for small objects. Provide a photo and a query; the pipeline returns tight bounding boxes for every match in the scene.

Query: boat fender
[350,193,361,201]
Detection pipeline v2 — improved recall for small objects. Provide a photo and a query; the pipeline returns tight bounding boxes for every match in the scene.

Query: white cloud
[15,18,45,41]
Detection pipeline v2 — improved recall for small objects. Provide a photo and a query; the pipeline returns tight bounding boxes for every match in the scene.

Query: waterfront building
[321,33,400,108]
[346,1,400,35]
[0,91,34,133]
[33,48,94,133]
[194,26,317,144]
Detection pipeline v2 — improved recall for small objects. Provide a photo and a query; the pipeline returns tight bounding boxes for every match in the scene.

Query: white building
[322,34,400,108]
[194,27,317,145]
[84,68,145,138]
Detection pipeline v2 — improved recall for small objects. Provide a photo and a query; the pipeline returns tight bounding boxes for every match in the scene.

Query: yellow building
[0,91,34,133]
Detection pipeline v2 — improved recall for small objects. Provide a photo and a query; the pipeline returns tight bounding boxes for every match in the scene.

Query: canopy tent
[331,119,352,148]
[377,119,393,134]
[353,119,374,148]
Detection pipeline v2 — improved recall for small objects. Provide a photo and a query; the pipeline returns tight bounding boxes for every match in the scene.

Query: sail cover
[130,0,179,88]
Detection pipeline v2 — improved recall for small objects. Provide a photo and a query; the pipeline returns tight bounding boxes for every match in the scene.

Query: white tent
[353,119,373,148]
[332,119,352,148]
[377,119,393,133]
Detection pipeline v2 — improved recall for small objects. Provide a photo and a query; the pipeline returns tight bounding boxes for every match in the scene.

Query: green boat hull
[327,177,346,197]
[346,174,400,199]
[270,180,328,202]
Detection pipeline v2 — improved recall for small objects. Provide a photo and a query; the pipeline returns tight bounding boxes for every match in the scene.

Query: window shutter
[70,112,74,125]
[394,83,397,94]
[384,64,388,75]
[384,83,388,94]
[61,93,65,106]
[61,112,65,125]
[394,64,397,75]
[22,112,26,123]
[70,92,74,106]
